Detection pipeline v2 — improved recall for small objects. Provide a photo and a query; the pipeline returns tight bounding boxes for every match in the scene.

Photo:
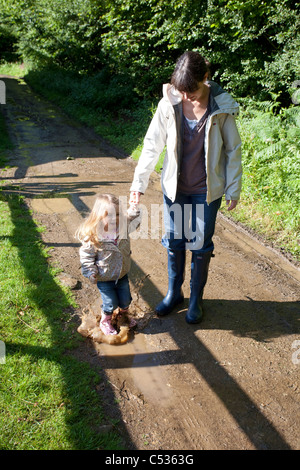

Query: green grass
[0,108,124,449]
[0,61,29,77]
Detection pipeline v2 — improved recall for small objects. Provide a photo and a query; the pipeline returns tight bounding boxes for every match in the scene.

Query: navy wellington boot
[155,250,186,316]
[185,251,213,324]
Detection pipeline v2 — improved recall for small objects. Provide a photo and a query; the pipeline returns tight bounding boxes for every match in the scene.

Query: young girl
[76,193,138,336]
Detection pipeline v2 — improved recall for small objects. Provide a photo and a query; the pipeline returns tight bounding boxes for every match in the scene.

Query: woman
[130,51,242,324]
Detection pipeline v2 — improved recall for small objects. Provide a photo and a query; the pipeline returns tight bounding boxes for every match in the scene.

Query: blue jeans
[162,193,222,253]
[97,274,132,314]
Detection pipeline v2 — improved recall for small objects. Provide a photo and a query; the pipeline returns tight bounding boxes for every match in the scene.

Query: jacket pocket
[96,248,123,281]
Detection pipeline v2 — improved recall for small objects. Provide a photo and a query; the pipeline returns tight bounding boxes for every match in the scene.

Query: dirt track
[1,76,300,450]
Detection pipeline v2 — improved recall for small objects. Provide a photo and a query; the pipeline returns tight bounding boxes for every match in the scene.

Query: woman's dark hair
[171,51,210,93]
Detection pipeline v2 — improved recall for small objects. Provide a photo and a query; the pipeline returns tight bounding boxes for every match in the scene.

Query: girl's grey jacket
[79,215,140,282]
[130,81,242,205]
[80,238,131,282]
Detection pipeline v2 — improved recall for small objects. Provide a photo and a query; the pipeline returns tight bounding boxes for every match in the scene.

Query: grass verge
[0,103,123,449]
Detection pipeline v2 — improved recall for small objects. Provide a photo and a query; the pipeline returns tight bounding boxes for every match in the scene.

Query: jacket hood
[162,83,182,106]
[162,81,239,114]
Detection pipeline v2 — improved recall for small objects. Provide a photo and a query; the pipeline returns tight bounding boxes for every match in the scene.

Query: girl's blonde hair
[76,193,121,246]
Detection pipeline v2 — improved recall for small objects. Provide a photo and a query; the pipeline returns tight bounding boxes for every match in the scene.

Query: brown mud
[1,76,299,450]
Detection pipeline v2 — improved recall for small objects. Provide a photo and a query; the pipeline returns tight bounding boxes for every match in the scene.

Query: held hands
[129,191,141,205]
[128,191,142,217]
[226,200,238,211]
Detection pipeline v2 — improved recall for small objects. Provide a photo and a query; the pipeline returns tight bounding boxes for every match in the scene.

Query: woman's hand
[130,191,142,205]
[226,200,238,211]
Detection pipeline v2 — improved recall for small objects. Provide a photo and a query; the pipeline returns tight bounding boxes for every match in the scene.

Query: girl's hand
[226,200,238,211]
[89,274,98,284]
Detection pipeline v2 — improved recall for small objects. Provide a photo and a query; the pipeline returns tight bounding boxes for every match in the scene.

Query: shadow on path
[122,260,299,450]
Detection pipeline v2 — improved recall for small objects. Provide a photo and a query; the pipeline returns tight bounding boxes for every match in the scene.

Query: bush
[25,65,138,112]
[1,0,299,102]
[234,101,300,257]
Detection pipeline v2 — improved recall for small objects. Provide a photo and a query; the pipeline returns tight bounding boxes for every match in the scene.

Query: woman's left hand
[226,200,238,211]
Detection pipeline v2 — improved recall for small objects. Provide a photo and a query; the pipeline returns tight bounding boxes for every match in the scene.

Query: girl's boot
[185,251,213,324]
[100,311,117,335]
[119,307,137,328]
[155,249,186,316]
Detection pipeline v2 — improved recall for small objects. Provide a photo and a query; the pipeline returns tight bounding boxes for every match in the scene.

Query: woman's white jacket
[130,81,242,205]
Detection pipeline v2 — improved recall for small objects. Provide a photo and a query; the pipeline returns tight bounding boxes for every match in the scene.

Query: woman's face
[182,73,209,103]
